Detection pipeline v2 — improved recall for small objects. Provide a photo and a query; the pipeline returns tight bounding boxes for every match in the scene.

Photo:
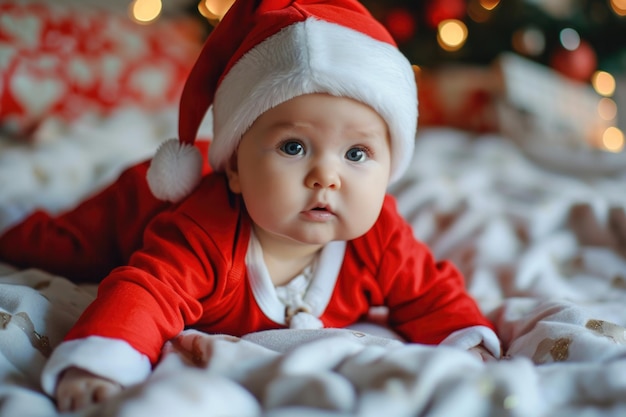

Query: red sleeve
[369,196,494,344]
[64,174,247,364]
[0,160,168,282]
[0,140,212,283]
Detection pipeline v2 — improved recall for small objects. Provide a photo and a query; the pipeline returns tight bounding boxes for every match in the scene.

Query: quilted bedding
[1,112,626,416]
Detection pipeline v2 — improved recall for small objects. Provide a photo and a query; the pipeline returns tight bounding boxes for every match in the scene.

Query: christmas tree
[358,0,626,153]
[361,0,626,82]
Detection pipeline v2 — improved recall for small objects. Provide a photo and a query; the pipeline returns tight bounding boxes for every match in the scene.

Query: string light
[592,71,619,125]
[591,69,622,152]
[129,0,162,24]
[592,71,616,97]
[198,1,220,21]
[479,0,500,10]
[468,0,496,23]
[598,98,618,121]
[610,0,626,16]
[601,126,625,152]
[559,28,580,51]
[201,0,235,20]
[437,19,468,52]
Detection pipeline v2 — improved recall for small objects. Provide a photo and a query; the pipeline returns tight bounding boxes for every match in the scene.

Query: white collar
[245,230,346,325]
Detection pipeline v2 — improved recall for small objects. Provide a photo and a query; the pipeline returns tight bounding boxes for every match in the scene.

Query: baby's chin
[255,221,374,247]
[293,230,370,246]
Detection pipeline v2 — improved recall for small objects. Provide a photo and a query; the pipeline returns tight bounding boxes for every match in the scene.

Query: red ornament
[384,8,416,43]
[425,0,466,28]
[549,40,597,82]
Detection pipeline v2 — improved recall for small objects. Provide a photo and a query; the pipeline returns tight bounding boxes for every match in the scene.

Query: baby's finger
[56,394,73,413]
[93,383,122,403]
[71,390,93,411]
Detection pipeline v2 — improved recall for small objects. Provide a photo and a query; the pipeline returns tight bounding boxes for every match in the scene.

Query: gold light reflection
[602,127,625,152]
[598,98,618,121]
[129,0,162,24]
[468,5,489,22]
[198,1,218,20]
[610,0,626,16]
[469,0,499,22]
[202,0,235,19]
[479,0,500,10]
[592,71,616,96]
[437,19,468,52]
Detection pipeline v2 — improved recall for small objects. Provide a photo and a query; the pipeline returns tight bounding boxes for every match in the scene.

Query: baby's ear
[224,152,242,194]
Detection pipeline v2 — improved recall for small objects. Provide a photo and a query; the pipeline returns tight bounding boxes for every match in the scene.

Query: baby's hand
[469,345,498,362]
[56,367,122,411]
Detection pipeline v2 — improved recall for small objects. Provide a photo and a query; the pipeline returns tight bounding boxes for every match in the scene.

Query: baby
[0,0,500,411]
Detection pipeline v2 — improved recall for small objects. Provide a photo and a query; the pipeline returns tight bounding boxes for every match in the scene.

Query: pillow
[0,1,202,138]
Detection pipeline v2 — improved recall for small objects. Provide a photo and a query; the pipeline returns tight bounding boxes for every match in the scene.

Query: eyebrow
[349,126,388,140]
[268,121,386,138]
[266,121,310,131]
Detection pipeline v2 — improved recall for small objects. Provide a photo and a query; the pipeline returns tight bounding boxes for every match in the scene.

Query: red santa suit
[40,171,499,394]
[0,141,211,283]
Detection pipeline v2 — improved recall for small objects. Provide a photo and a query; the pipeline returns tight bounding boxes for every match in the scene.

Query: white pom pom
[147,139,203,203]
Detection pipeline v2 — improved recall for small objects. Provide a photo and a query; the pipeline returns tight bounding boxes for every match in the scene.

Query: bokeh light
[559,28,580,51]
[597,98,618,121]
[479,0,500,10]
[384,8,416,43]
[129,0,162,24]
[610,0,626,16]
[601,126,625,152]
[592,71,616,96]
[468,0,499,22]
[437,19,468,52]
[198,0,235,21]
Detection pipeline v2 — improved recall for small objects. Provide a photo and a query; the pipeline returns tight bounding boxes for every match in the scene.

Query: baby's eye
[345,147,368,162]
[279,141,304,156]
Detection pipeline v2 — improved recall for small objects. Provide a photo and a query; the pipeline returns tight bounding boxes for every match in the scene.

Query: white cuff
[41,336,151,396]
[439,325,501,358]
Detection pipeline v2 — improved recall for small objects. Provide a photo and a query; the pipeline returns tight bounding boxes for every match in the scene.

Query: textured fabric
[61,173,493,364]
[0,2,199,137]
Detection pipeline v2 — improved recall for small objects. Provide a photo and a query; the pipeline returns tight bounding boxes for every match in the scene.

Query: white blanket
[1,125,626,416]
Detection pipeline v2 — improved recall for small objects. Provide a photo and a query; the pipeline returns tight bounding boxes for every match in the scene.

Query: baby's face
[226,93,391,248]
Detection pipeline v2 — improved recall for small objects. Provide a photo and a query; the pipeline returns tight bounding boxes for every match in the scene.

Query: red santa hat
[147,0,418,202]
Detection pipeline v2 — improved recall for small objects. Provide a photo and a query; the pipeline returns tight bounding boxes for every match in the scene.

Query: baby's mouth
[302,204,335,221]
[311,204,333,214]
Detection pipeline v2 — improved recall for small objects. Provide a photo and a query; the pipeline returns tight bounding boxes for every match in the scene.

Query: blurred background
[1,0,626,174]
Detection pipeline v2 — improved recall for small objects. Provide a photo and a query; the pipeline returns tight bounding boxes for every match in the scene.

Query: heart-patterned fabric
[0,2,201,139]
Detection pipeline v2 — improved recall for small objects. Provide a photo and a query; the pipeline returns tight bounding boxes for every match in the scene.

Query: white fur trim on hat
[146,138,203,203]
[210,17,418,183]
